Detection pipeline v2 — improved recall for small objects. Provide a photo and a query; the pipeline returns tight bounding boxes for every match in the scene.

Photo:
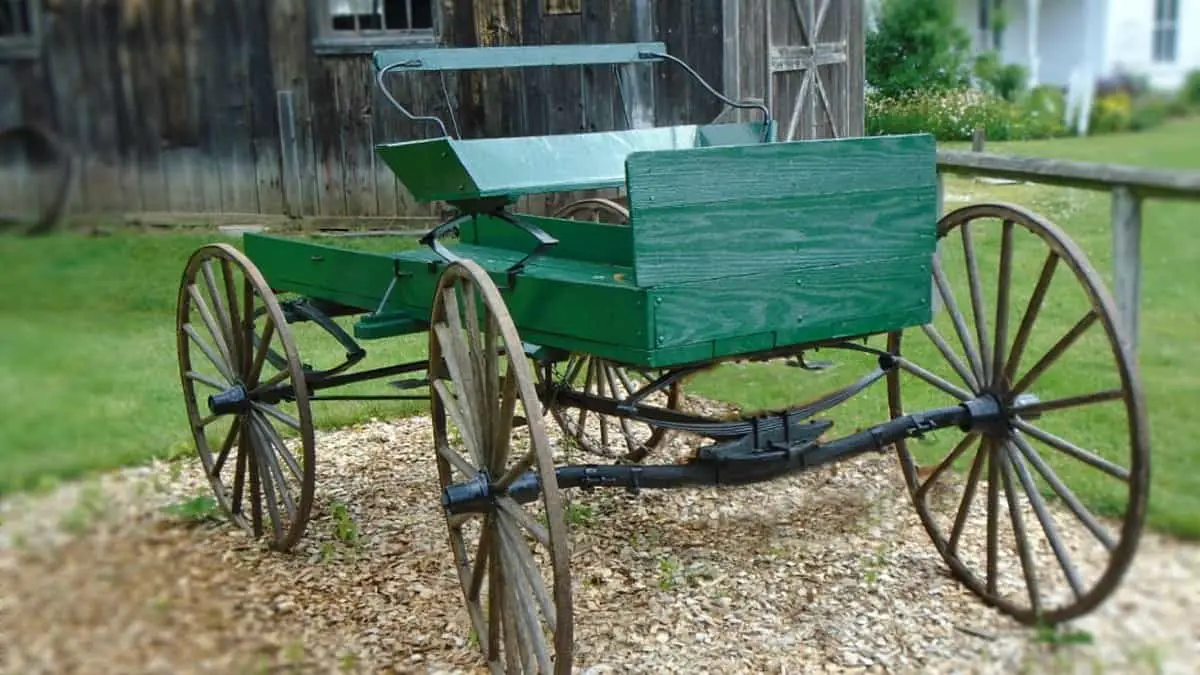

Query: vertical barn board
[124,1,170,212]
[244,0,284,215]
[519,0,548,135]
[309,59,348,216]
[653,0,688,125]
[540,12,584,214]
[846,0,865,136]
[580,0,620,133]
[340,57,377,218]
[0,65,32,217]
[210,0,259,213]
[619,0,655,128]
[185,0,223,213]
[471,0,525,139]
[100,1,142,213]
[685,0,723,122]
[41,4,92,211]
[268,0,318,217]
[13,56,55,213]
[74,0,125,215]
[154,0,204,214]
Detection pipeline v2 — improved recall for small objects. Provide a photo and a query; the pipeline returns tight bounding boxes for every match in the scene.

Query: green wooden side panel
[242,234,653,356]
[372,42,667,73]
[648,254,933,356]
[375,122,771,203]
[459,213,634,268]
[625,133,939,288]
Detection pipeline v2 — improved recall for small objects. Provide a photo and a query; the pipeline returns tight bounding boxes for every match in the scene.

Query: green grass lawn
[2,118,1198,541]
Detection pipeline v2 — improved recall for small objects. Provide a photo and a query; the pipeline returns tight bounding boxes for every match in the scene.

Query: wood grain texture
[651,254,933,348]
[626,133,939,287]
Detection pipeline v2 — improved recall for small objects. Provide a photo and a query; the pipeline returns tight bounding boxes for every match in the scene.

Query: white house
[954,0,1197,91]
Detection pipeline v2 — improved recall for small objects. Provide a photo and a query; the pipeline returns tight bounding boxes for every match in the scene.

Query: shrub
[1129,93,1172,131]
[974,51,1029,101]
[1181,70,1200,108]
[866,0,973,99]
[866,88,1065,142]
[1089,91,1133,134]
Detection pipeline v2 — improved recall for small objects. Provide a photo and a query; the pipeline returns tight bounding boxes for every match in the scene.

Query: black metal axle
[442,396,1003,515]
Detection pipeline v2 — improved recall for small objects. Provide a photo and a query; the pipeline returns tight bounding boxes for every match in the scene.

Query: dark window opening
[1152,0,1178,63]
[0,0,34,37]
[329,0,433,33]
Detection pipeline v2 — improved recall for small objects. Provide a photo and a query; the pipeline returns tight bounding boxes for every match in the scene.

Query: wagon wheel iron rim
[176,243,316,552]
[886,202,1149,625]
[429,258,574,674]
[548,197,682,463]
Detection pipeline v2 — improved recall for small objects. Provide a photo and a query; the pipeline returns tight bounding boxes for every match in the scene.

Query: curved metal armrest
[639,50,774,141]
[421,209,559,284]
[375,63,452,139]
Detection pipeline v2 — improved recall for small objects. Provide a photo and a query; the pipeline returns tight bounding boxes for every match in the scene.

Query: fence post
[1111,185,1142,355]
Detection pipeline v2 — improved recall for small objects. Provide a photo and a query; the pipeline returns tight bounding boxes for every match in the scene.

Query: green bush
[866,88,1067,142]
[866,0,973,99]
[1181,70,1200,108]
[974,51,1028,101]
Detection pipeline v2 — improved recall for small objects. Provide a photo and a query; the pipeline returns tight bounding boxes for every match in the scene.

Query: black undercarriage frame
[212,295,1009,517]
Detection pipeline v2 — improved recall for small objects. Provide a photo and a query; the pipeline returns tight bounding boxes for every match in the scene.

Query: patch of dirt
[1,399,1197,674]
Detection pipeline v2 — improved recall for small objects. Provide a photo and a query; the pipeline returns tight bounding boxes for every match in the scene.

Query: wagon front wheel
[176,243,316,552]
[887,202,1149,625]
[429,259,574,674]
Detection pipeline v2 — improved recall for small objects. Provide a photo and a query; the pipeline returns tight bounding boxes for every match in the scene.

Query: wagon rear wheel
[887,202,1149,625]
[176,243,316,552]
[546,197,682,463]
[429,259,574,674]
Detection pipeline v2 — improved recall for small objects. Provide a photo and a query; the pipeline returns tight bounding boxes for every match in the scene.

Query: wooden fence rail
[935,149,1200,355]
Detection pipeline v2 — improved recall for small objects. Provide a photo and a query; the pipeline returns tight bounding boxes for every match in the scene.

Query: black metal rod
[442,402,977,514]
[252,359,429,403]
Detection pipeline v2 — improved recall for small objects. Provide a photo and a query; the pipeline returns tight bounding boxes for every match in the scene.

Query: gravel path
[1,405,1197,674]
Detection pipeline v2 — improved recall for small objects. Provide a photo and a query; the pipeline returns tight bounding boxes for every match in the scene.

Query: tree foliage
[866,0,974,99]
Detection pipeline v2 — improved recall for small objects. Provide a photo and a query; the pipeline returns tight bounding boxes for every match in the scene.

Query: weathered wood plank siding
[0,0,860,227]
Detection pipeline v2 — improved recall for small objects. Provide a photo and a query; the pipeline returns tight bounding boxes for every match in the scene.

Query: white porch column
[1027,0,1041,87]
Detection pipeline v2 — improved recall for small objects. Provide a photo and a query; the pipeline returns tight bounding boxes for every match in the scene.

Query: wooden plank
[209,0,259,213]
[125,0,170,213]
[309,61,346,216]
[189,0,224,212]
[580,0,620,133]
[768,43,848,72]
[268,0,318,217]
[520,0,549,135]
[652,254,932,349]
[0,64,32,218]
[845,0,865,136]
[338,58,376,218]
[936,150,1200,200]
[74,0,123,215]
[653,0,688,125]
[244,0,284,215]
[157,0,206,213]
[626,134,939,287]
[1111,186,1142,353]
[42,2,91,212]
[721,0,741,120]
[685,0,724,122]
[619,0,655,129]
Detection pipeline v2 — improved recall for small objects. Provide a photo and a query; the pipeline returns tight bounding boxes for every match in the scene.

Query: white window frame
[0,0,42,60]
[311,0,438,55]
[1152,0,1179,63]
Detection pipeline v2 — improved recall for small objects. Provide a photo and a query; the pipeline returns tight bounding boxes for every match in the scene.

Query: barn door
[724,0,864,140]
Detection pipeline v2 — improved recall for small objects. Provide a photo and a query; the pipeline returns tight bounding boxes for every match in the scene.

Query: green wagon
[175,42,1149,674]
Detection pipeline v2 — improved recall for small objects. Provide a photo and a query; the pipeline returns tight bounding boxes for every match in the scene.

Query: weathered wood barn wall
[0,0,864,227]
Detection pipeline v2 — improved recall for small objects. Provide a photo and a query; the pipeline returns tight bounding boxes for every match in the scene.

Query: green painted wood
[460,213,634,268]
[649,254,933,350]
[353,310,425,340]
[242,234,651,353]
[375,122,772,203]
[625,133,939,287]
[372,42,668,73]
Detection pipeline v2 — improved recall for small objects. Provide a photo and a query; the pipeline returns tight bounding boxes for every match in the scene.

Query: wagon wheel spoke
[888,203,1149,625]
[543,197,682,464]
[430,259,573,674]
[176,243,316,552]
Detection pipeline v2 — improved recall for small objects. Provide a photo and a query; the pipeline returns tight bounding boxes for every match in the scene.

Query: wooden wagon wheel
[429,258,574,674]
[176,243,316,552]
[545,197,683,463]
[887,202,1149,625]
